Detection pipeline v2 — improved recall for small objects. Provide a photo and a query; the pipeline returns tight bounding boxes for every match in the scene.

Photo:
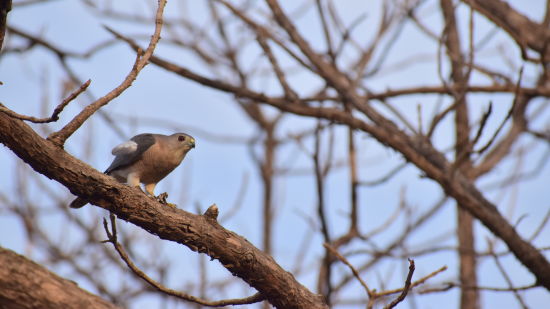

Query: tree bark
[0,112,328,309]
[462,0,550,57]
[0,247,120,309]
[0,0,11,51]
[440,1,480,308]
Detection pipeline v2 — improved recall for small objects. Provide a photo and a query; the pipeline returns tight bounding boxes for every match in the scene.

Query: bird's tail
[69,197,88,209]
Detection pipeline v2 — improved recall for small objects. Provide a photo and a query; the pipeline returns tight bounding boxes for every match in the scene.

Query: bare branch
[384,259,415,309]
[324,243,372,297]
[462,0,550,59]
[47,0,168,146]
[0,0,11,52]
[0,79,90,123]
[487,241,529,309]
[102,214,263,307]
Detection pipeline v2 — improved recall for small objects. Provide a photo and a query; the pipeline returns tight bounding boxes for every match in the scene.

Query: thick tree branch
[102,213,264,307]
[0,112,328,309]
[461,0,550,59]
[0,246,120,309]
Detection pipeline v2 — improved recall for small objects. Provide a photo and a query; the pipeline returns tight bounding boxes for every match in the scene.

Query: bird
[70,133,195,208]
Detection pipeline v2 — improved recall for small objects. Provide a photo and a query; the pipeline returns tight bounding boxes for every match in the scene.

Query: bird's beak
[190,139,196,148]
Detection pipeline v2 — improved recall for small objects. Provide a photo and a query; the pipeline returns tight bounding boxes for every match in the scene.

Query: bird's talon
[155,192,169,204]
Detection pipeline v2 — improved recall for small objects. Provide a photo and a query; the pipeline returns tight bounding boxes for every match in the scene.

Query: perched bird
[70,133,195,208]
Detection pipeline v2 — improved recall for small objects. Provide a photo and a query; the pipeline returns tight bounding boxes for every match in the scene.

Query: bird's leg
[144,183,156,196]
[127,172,141,189]
[127,173,154,197]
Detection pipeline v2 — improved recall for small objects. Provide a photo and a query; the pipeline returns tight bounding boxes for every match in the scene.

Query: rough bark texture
[462,0,550,56]
[440,1,480,308]
[0,112,328,309]
[0,247,120,309]
[456,209,478,308]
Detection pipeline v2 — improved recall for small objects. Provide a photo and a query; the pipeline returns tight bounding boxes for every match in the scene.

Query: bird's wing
[111,140,138,155]
[105,134,156,174]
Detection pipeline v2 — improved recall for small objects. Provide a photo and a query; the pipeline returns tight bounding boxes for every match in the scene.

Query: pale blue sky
[1,1,549,308]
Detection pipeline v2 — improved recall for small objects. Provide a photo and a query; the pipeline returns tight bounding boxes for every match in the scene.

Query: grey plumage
[105,133,157,174]
[70,133,195,208]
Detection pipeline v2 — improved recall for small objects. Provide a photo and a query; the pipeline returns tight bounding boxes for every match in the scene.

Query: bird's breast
[137,147,181,184]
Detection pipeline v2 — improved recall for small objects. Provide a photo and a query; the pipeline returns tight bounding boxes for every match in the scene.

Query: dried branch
[102,213,263,307]
[528,207,550,242]
[47,0,167,146]
[326,242,445,308]
[315,120,333,301]
[0,0,10,53]
[384,259,415,309]
[462,0,550,59]
[476,68,524,156]
[315,0,335,61]
[470,102,493,149]
[0,79,90,123]
[487,241,529,309]
[324,243,372,296]
[347,121,359,234]
[334,197,448,291]
[366,84,550,101]
[359,162,408,187]
[256,33,298,100]
[380,265,447,298]
[421,281,538,294]
[215,0,315,72]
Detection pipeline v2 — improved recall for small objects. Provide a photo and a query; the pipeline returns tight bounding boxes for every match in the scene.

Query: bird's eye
[178,135,185,142]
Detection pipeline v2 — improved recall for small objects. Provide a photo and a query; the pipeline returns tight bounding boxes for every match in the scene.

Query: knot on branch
[203,204,219,221]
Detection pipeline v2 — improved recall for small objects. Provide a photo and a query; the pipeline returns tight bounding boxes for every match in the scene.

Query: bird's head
[171,133,196,153]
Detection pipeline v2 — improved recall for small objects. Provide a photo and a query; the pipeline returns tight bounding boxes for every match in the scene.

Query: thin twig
[315,0,335,61]
[102,214,264,307]
[488,240,529,309]
[359,162,408,186]
[256,33,298,100]
[334,197,448,291]
[378,265,447,297]
[471,102,493,147]
[324,243,372,296]
[475,67,524,155]
[0,0,11,53]
[529,207,550,242]
[47,0,168,146]
[421,281,538,294]
[384,259,415,309]
[0,79,90,123]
